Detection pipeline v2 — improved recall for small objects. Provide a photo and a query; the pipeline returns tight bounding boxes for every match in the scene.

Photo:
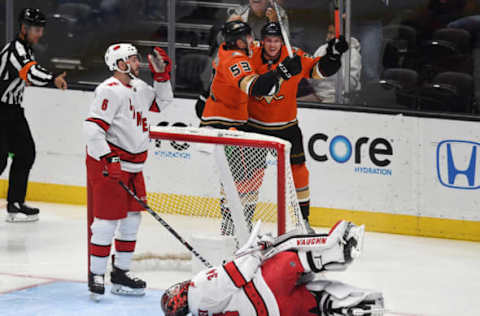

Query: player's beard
[130,67,140,77]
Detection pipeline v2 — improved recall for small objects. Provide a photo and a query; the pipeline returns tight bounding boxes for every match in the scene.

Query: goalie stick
[118,180,213,268]
[269,0,293,57]
[333,308,425,316]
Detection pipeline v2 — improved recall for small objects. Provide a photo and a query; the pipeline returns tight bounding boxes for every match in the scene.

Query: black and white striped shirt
[0,37,53,106]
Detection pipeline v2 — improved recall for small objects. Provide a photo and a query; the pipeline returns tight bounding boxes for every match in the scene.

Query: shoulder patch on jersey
[100,77,122,90]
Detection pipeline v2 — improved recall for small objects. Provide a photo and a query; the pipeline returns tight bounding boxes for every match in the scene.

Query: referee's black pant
[0,105,36,204]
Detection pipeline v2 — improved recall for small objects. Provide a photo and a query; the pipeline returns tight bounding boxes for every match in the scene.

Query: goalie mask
[161,280,191,316]
[105,43,138,74]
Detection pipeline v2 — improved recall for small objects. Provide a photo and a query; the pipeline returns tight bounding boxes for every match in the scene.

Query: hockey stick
[342,308,426,316]
[385,311,429,316]
[269,0,293,57]
[118,180,213,268]
[334,1,341,38]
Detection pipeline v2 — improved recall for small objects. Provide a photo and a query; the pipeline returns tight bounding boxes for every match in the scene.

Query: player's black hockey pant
[0,105,36,204]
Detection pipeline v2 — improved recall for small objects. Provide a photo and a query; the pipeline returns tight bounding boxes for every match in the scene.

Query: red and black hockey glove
[101,153,122,181]
[148,47,172,82]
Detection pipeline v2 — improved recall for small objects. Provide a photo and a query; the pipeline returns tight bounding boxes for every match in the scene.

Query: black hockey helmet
[161,280,191,316]
[261,22,282,40]
[18,8,47,27]
[223,20,252,46]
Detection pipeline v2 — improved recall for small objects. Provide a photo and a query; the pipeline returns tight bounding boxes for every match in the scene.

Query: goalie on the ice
[161,220,384,316]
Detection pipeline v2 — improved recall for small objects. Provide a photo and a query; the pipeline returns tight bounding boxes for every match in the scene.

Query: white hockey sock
[90,256,109,275]
[90,217,118,275]
[114,212,141,270]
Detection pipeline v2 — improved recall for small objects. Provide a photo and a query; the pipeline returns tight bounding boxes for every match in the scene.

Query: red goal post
[147,126,306,243]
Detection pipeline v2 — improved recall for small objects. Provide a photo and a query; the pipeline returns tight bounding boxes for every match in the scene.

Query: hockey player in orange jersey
[247,22,349,232]
[200,20,306,235]
[161,220,384,316]
[200,20,303,130]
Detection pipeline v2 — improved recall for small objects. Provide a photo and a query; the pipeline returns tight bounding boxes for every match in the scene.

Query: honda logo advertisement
[436,140,480,190]
[308,133,394,176]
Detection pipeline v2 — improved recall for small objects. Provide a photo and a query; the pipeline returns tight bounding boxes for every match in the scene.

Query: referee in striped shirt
[0,8,67,222]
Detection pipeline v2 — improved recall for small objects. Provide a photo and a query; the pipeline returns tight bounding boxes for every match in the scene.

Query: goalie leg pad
[307,279,384,316]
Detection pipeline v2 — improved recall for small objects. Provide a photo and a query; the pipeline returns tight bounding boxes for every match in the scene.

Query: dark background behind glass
[5,0,480,117]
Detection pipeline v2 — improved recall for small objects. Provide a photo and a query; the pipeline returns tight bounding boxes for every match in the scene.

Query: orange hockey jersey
[248,45,323,127]
[201,44,257,128]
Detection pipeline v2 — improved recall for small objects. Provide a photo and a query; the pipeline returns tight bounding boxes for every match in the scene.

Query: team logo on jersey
[296,237,327,246]
[255,94,284,104]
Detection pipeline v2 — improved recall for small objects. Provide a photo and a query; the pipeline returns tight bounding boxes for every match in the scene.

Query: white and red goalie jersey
[188,249,321,316]
[185,221,372,316]
[162,221,382,316]
[84,77,173,173]
[188,254,282,316]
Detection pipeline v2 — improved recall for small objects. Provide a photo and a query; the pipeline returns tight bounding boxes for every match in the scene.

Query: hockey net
[134,126,305,271]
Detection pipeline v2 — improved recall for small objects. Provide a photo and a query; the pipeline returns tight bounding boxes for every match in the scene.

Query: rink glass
[6,0,480,116]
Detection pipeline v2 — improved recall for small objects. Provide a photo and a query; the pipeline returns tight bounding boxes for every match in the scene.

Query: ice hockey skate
[6,202,39,223]
[110,259,146,296]
[88,272,105,302]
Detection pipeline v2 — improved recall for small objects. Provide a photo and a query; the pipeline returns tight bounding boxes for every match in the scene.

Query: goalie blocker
[161,220,384,316]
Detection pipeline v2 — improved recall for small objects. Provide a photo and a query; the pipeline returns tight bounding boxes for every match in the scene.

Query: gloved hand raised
[148,47,172,82]
[326,35,349,60]
[275,54,302,80]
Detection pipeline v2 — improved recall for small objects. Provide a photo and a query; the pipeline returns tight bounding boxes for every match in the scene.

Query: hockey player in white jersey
[161,220,384,316]
[84,43,173,301]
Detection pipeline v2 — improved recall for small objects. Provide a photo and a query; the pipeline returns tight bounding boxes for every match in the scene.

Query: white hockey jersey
[188,254,281,316]
[84,76,173,172]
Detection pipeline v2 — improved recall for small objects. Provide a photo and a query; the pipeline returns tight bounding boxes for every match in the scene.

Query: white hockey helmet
[104,43,138,73]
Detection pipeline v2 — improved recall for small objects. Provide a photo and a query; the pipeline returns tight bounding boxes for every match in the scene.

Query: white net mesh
[134,126,305,270]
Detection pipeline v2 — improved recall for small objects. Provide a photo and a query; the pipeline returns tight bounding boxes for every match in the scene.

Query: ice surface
[1,200,479,315]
